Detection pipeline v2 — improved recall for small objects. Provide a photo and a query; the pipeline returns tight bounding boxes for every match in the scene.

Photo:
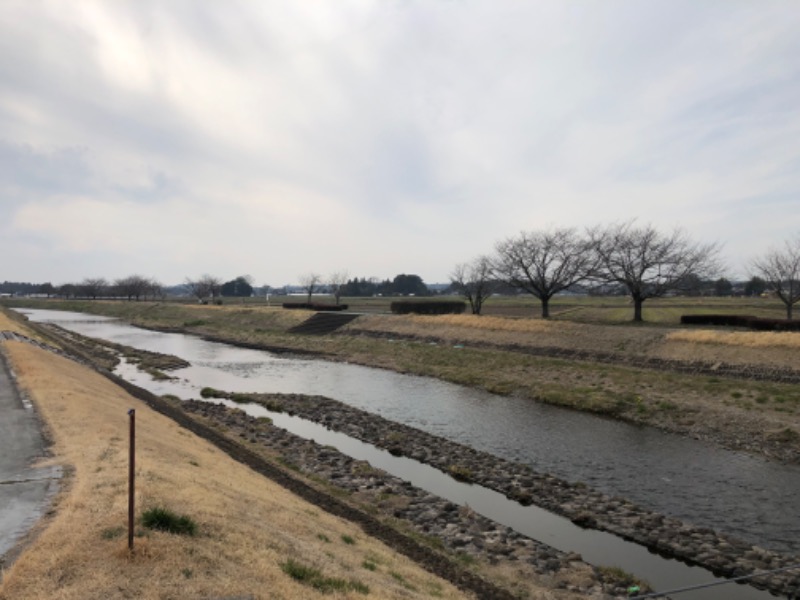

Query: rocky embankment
[183,398,634,599]
[186,391,800,599]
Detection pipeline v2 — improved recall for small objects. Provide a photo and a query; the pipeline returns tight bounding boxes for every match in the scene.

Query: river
[17,308,800,597]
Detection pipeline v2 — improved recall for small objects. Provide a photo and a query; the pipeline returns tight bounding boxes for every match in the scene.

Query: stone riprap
[186,391,799,599]
[182,399,634,599]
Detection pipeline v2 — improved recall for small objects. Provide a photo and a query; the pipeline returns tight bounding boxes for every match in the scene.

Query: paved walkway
[0,345,60,566]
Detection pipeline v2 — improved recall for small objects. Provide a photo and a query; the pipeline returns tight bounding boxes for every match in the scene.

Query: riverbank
[4,300,798,465]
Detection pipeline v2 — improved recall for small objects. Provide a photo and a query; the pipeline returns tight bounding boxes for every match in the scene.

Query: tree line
[3,222,798,322]
[450,222,800,321]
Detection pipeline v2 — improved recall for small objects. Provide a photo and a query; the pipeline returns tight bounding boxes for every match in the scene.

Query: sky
[2,1,799,287]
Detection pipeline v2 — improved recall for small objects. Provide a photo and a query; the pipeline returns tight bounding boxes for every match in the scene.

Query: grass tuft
[280,559,369,594]
[141,506,198,536]
[446,464,473,483]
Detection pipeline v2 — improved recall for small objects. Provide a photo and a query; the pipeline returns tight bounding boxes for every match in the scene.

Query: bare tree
[450,256,497,315]
[146,278,165,301]
[752,236,800,319]
[80,277,108,300]
[328,271,349,305]
[299,273,322,304]
[185,274,222,303]
[114,275,152,301]
[591,222,720,322]
[493,228,597,318]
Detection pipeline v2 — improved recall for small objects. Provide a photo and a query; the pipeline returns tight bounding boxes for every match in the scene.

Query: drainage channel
[185,387,774,600]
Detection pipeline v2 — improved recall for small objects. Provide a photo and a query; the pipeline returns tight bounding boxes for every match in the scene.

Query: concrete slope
[287,312,360,335]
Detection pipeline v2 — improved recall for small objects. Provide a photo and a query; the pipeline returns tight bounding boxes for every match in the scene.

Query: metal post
[128,408,135,551]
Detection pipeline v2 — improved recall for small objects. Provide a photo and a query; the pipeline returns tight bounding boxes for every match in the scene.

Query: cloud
[1,1,799,285]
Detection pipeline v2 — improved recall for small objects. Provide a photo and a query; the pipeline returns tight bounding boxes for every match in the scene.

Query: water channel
[18,309,800,598]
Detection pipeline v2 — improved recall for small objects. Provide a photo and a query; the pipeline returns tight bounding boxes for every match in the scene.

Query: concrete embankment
[187,391,800,599]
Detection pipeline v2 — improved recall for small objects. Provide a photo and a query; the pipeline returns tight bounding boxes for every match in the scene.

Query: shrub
[200,387,227,399]
[390,300,466,315]
[141,507,197,536]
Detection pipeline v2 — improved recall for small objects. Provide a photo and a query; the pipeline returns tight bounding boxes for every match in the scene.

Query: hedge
[390,300,466,315]
[680,314,800,331]
[282,303,348,311]
[679,314,757,327]
[747,318,800,331]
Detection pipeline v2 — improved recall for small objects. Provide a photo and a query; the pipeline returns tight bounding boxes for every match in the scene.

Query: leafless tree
[591,222,720,322]
[493,228,597,318]
[299,273,322,304]
[114,275,153,301]
[450,256,497,315]
[80,277,108,300]
[185,275,222,303]
[752,236,800,319]
[146,278,165,301]
[328,271,349,305]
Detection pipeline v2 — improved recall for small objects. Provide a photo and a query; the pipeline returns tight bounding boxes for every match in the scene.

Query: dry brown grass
[346,314,584,349]
[408,314,558,333]
[0,339,467,600]
[0,310,48,342]
[666,329,800,349]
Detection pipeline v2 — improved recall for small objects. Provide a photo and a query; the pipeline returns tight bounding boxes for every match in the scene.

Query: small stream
[18,309,800,598]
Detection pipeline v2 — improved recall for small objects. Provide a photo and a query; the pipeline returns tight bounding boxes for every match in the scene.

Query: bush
[141,507,197,536]
[390,300,466,315]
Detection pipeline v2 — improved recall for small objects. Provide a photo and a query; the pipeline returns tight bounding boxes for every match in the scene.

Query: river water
[17,309,800,596]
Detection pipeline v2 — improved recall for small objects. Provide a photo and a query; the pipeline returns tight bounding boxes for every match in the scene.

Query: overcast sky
[2,1,799,287]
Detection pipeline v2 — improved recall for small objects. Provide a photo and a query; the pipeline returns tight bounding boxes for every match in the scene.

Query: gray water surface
[20,309,800,557]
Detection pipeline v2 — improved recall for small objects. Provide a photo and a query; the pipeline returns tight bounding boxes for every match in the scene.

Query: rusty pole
[128,408,135,552]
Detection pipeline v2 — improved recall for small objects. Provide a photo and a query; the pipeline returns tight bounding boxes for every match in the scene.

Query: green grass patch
[280,559,369,594]
[229,392,253,403]
[141,506,197,536]
[597,565,648,591]
[183,319,208,327]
